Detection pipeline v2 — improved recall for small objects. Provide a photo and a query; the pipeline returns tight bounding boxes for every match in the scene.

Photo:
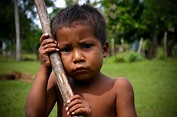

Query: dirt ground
[0,71,35,82]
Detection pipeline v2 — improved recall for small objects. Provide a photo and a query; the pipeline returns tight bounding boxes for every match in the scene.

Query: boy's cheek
[62,59,72,70]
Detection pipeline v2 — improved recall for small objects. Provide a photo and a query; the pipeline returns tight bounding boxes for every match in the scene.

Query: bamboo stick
[34,0,83,116]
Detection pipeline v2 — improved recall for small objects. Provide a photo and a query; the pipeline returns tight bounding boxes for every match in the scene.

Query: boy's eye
[83,44,93,49]
[60,47,71,53]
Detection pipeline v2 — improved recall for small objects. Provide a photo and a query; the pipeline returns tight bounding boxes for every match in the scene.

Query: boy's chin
[70,75,93,84]
[72,76,91,82]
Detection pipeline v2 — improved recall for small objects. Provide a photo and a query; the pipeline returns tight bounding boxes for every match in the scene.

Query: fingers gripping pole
[34,0,84,116]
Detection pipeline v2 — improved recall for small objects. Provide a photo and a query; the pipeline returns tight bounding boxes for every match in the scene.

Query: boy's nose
[72,49,84,63]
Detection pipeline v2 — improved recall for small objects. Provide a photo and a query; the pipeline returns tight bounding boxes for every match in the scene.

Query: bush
[128,52,144,62]
[115,54,126,63]
[156,47,166,60]
[105,51,144,63]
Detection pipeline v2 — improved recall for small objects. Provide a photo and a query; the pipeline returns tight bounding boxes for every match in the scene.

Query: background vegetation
[0,0,177,60]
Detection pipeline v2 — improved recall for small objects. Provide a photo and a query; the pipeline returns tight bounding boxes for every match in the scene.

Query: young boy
[25,4,137,117]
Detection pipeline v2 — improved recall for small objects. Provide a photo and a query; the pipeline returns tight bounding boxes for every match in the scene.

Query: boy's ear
[102,42,109,58]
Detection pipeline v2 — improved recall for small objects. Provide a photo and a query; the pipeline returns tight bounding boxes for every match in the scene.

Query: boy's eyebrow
[58,42,70,46]
[79,38,90,41]
[79,38,96,43]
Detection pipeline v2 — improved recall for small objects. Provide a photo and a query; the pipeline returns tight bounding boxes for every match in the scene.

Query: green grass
[0,56,39,75]
[0,80,30,117]
[102,59,177,117]
[0,56,177,117]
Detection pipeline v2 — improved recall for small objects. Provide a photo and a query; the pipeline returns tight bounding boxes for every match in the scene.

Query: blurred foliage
[101,0,146,44]
[1,0,177,59]
[101,0,177,59]
[105,50,144,64]
[0,0,55,54]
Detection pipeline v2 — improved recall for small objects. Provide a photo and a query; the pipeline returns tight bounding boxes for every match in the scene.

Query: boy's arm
[25,66,57,117]
[25,33,59,117]
[115,78,137,117]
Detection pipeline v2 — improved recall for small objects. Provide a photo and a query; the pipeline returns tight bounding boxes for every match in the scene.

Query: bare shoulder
[113,77,133,92]
[113,77,137,117]
[45,73,59,96]
[48,73,57,87]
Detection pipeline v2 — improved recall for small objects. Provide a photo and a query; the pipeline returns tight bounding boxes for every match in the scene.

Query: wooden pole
[34,1,83,116]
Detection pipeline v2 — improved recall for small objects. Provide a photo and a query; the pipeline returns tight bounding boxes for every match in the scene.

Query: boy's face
[56,25,108,81]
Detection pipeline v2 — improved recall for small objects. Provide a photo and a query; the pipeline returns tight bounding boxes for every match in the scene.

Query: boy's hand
[39,33,59,68]
[66,95,92,117]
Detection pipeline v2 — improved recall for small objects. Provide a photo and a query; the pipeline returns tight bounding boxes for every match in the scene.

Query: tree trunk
[111,38,115,56]
[14,0,21,61]
[146,34,158,59]
[138,37,143,54]
[163,31,167,59]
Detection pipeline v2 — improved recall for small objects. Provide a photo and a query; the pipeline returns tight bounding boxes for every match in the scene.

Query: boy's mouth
[73,66,87,72]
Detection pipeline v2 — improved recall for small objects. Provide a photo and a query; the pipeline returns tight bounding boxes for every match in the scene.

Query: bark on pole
[34,1,84,116]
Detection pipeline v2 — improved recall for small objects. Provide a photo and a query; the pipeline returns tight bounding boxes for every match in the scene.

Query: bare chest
[83,90,116,117]
[58,89,116,117]
[57,77,117,117]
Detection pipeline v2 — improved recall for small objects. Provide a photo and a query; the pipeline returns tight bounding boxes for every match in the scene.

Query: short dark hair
[51,4,107,46]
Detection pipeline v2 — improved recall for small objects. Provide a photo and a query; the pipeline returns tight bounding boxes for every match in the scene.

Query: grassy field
[0,56,177,117]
